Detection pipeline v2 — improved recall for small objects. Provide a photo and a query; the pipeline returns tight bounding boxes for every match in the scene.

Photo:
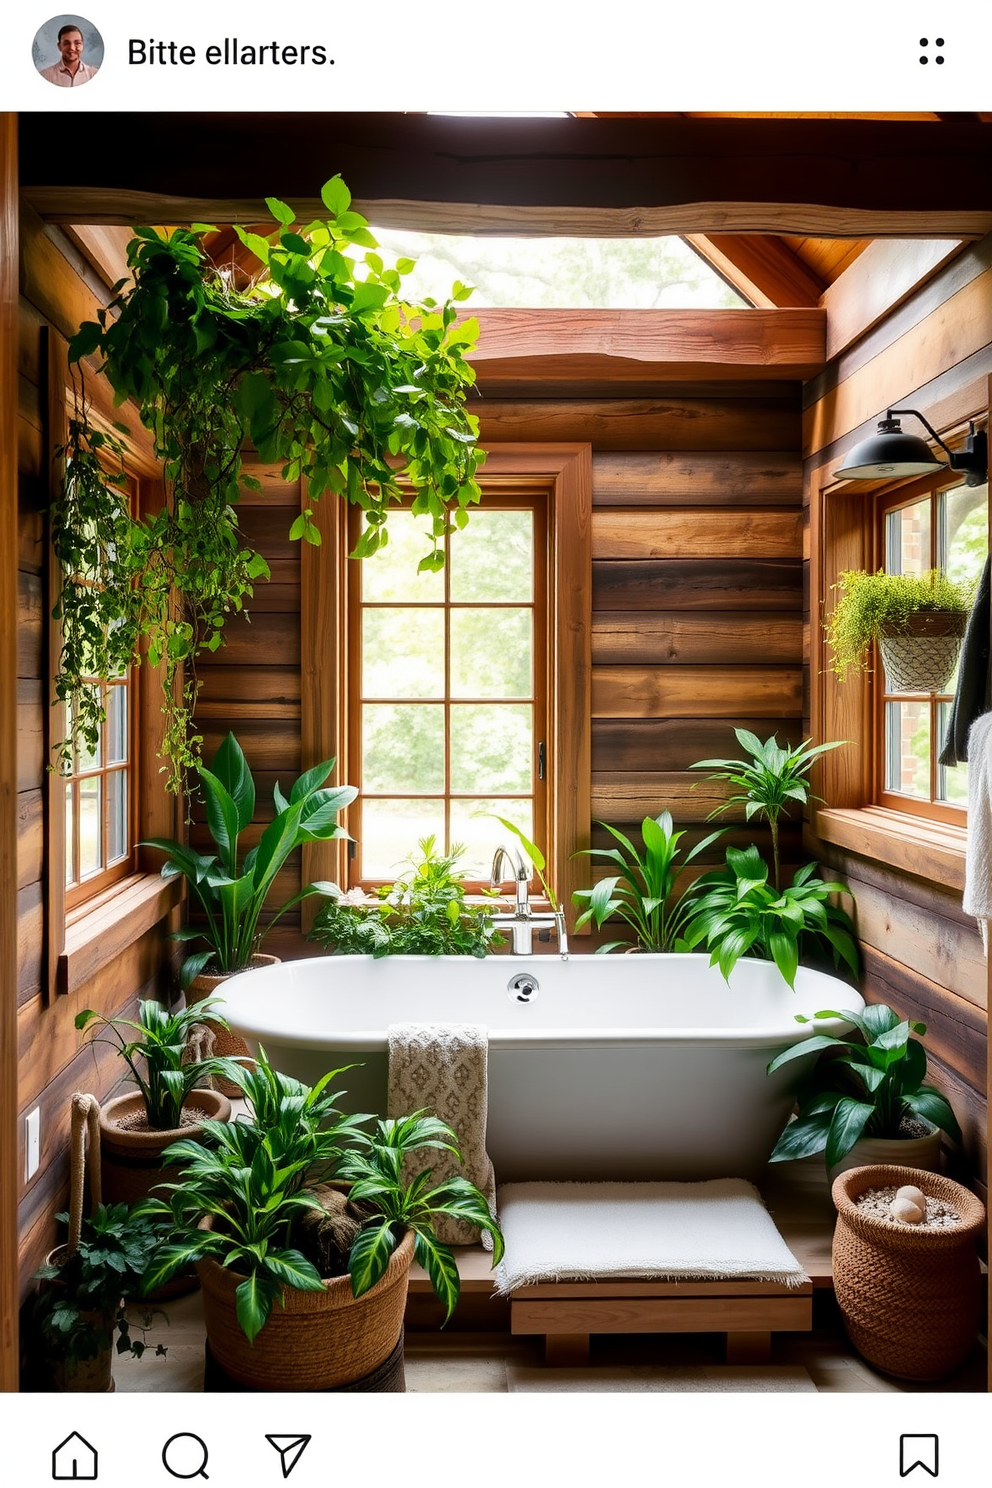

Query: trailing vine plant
[52,176,484,789]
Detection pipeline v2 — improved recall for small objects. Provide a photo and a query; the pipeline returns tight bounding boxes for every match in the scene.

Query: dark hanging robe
[939,556,991,768]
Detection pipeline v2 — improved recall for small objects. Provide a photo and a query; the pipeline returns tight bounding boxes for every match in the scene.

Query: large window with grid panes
[875,474,988,824]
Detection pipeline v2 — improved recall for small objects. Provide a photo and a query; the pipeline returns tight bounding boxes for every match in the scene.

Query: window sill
[811,806,967,892]
[60,872,182,995]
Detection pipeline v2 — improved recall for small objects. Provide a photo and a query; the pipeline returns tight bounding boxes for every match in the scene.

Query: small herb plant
[54,176,484,786]
[691,729,844,892]
[680,845,859,989]
[144,732,356,988]
[74,998,245,1131]
[310,836,502,958]
[766,1003,961,1168]
[826,568,973,681]
[141,1057,503,1342]
[30,1204,168,1375]
[571,811,723,953]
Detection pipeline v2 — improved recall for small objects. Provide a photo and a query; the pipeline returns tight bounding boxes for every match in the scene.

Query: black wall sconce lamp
[835,408,988,487]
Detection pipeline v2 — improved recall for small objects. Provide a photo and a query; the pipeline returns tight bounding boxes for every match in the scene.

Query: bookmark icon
[265,1436,312,1480]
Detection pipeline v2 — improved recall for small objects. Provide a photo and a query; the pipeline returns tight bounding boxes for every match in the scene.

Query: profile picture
[33,15,103,88]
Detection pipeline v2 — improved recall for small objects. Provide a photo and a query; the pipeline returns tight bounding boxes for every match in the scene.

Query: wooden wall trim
[1,111,20,1391]
[822,238,968,362]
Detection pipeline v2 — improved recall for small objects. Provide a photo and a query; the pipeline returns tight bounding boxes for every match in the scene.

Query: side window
[877,476,988,822]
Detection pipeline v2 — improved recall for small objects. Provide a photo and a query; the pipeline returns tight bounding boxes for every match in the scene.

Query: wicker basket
[99,1088,232,1208]
[879,610,966,694]
[197,1227,414,1391]
[185,953,279,1096]
[831,1164,985,1381]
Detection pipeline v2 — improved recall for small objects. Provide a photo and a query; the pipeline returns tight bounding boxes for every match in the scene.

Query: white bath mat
[494,1179,808,1292]
[506,1363,817,1393]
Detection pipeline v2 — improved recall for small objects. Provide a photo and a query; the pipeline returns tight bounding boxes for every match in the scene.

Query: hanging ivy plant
[52,175,483,788]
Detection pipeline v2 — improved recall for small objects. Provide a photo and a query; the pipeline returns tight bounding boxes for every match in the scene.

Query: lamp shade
[835,418,946,480]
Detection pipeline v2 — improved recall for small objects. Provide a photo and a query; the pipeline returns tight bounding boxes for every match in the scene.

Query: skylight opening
[367,230,750,310]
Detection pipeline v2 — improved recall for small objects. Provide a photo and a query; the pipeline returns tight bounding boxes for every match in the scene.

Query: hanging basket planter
[879,610,966,694]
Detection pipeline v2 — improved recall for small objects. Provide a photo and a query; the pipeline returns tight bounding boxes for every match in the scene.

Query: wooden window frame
[346,491,550,891]
[809,398,990,892]
[45,330,180,999]
[300,442,592,931]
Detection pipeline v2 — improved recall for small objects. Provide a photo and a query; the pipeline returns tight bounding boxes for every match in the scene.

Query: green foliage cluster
[140,1057,503,1343]
[572,811,722,953]
[74,997,245,1131]
[310,836,502,958]
[680,845,859,990]
[826,567,973,681]
[52,176,484,787]
[767,1003,961,1168]
[143,732,356,987]
[690,729,843,893]
[31,1204,168,1370]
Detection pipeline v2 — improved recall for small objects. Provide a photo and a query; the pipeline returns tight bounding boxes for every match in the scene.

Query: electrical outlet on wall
[25,1107,40,1181]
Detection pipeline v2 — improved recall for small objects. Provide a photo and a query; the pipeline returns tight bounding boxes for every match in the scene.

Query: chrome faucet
[489,844,569,958]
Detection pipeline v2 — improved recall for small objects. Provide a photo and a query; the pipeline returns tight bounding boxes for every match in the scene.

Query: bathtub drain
[508,973,539,1003]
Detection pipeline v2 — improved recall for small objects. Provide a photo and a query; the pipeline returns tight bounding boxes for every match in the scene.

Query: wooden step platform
[407,1159,836,1355]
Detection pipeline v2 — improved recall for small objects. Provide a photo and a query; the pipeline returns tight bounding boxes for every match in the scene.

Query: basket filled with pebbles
[831,1164,985,1381]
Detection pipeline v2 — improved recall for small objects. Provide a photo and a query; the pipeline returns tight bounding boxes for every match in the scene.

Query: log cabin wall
[804,234,992,1199]
[14,206,180,1300]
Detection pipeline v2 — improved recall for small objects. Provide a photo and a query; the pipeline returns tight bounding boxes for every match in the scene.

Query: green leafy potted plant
[310,836,503,957]
[75,998,243,1206]
[571,811,723,953]
[690,729,844,892]
[766,1002,961,1177]
[140,1057,503,1391]
[680,844,859,990]
[28,1203,167,1392]
[54,177,484,788]
[144,731,356,1088]
[826,567,973,693]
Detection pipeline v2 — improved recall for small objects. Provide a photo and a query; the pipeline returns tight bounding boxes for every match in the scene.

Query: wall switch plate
[25,1107,40,1181]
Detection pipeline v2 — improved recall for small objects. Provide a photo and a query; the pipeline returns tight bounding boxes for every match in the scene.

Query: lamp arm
[886,408,954,460]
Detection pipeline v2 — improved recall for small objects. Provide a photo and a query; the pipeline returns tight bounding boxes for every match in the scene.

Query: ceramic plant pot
[828,1120,942,1182]
[879,610,966,694]
[197,1226,414,1392]
[831,1164,985,1381]
[98,1088,232,1208]
[185,953,279,1096]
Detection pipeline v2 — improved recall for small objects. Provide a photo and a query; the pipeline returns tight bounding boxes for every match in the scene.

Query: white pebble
[895,1184,926,1208]
[890,1196,925,1224]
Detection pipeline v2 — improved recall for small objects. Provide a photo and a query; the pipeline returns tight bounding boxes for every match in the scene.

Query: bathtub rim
[214,951,865,1055]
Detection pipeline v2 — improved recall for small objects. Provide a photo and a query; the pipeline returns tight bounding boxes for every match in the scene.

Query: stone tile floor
[114,1291,987,1393]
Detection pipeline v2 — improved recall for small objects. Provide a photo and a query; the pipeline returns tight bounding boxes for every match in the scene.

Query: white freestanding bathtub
[215,953,863,1182]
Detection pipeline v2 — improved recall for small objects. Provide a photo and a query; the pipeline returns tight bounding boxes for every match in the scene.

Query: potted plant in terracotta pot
[144,731,356,1089]
[75,998,243,1206]
[139,1055,503,1392]
[826,567,974,694]
[766,1002,961,1178]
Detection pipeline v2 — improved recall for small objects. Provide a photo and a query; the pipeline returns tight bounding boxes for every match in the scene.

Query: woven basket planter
[196,1227,414,1391]
[41,1247,117,1393]
[879,610,966,694]
[99,1088,232,1208]
[186,953,279,1097]
[831,1164,985,1381]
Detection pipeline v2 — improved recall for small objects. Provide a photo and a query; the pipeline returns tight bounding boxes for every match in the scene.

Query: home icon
[52,1432,98,1480]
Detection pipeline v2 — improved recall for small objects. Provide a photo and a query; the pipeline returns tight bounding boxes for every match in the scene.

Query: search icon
[162,1434,210,1480]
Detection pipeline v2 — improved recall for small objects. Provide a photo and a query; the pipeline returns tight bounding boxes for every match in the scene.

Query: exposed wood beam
[0,111,19,1392]
[822,238,968,360]
[466,308,825,383]
[61,224,132,292]
[18,114,992,237]
[686,235,825,307]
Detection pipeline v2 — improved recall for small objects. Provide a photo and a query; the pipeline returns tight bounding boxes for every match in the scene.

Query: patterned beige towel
[386,1022,497,1247]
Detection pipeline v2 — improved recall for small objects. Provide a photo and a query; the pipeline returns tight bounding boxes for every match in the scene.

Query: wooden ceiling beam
[686,234,825,307]
[18,114,992,237]
[822,238,969,360]
[466,307,825,383]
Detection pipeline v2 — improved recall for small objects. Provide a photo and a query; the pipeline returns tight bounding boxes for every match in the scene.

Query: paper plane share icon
[266,1435,312,1480]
